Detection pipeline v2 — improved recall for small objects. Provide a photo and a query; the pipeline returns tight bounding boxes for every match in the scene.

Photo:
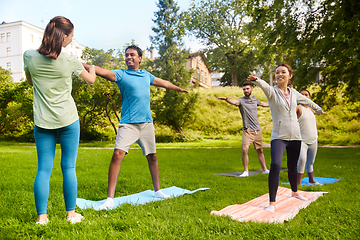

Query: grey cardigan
[254,79,324,141]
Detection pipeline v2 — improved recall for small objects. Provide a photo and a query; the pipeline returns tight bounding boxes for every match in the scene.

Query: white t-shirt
[298,105,318,144]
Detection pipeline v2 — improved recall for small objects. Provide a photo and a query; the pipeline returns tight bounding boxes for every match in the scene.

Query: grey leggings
[269,139,301,202]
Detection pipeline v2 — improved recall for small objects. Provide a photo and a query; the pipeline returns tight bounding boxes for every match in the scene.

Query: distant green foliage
[175,86,273,142]
[316,95,360,145]
[0,67,33,140]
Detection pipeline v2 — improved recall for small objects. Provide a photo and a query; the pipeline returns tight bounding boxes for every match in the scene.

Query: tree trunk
[231,71,238,86]
[105,106,117,135]
[105,91,119,135]
[111,101,120,122]
[174,126,187,139]
[81,104,97,131]
[269,65,273,86]
[107,88,120,122]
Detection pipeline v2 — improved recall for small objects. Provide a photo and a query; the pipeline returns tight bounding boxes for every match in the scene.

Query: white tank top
[298,105,318,144]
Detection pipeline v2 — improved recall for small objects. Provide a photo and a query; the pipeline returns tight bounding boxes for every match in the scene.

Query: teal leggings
[34,120,80,215]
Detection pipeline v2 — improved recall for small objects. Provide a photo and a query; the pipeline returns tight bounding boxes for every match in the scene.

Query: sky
[0,0,203,56]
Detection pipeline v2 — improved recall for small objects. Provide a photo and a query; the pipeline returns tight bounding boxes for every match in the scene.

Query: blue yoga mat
[281,177,341,186]
[76,186,210,210]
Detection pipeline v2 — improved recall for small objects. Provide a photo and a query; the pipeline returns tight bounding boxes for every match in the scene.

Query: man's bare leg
[147,153,170,198]
[256,147,268,172]
[146,153,160,191]
[98,149,126,209]
[108,149,126,197]
[239,144,250,177]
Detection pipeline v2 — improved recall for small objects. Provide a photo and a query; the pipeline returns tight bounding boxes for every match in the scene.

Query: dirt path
[78,144,359,149]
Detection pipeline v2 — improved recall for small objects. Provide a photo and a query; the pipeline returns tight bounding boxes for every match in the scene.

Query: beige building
[186,52,212,88]
[0,20,85,82]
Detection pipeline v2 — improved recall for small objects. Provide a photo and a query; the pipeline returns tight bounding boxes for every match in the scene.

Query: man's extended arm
[218,97,240,106]
[82,63,115,82]
[259,101,269,107]
[152,77,188,92]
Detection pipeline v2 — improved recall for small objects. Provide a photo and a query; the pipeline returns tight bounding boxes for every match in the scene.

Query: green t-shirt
[23,50,84,129]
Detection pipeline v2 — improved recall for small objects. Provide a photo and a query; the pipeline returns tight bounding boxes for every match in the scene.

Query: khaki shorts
[242,128,263,150]
[114,122,156,156]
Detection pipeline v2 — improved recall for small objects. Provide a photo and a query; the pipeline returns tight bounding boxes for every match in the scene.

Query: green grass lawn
[0,144,359,239]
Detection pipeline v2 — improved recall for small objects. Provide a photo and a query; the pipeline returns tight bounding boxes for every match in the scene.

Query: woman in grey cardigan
[247,63,326,212]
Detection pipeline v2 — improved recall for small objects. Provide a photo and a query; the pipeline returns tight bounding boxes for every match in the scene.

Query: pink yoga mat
[211,187,327,224]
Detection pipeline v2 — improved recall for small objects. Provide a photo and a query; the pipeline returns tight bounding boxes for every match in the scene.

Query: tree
[0,67,33,140]
[186,0,263,86]
[294,0,360,106]
[149,0,198,137]
[73,47,125,140]
[253,0,360,107]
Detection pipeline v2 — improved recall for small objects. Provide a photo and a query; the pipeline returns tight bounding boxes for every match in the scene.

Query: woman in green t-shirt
[23,16,96,225]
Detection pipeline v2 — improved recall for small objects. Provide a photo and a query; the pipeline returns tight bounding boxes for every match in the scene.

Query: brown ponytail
[38,16,74,60]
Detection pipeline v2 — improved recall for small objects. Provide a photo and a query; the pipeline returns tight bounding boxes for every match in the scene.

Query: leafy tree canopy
[186,0,263,86]
[253,0,360,107]
[149,0,198,136]
[0,67,33,139]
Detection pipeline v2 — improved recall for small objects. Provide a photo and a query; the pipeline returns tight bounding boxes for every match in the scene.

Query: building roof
[0,20,86,49]
[187,51,213,72]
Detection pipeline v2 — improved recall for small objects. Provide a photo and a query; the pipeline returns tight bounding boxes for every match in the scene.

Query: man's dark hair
[242,81,253,87]
[125,45,143,58]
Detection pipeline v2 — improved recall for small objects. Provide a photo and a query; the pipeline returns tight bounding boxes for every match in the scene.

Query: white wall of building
[0,21,85,82]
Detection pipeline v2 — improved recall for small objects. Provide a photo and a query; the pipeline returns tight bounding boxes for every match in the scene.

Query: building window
[204,72,207,84]
[196,69,200,80]
[7,62,11,71]
[6,32,11,42]
[1,33,5,43]
[6,47,11,56]
[201,71,204,82]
